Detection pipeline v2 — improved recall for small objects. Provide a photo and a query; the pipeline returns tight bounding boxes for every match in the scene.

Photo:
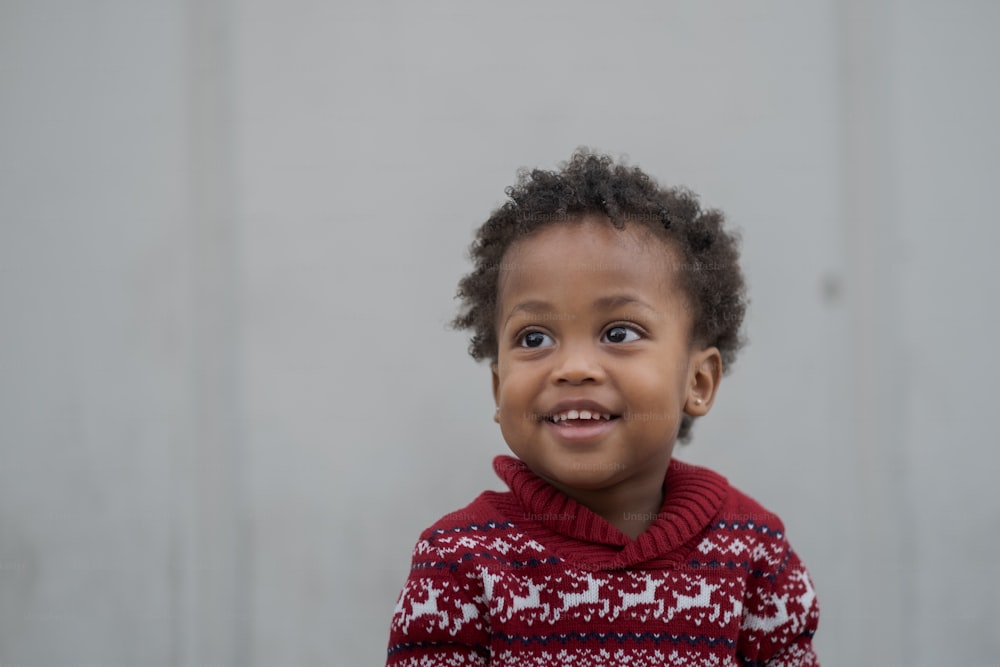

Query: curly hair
[452,149,747,443]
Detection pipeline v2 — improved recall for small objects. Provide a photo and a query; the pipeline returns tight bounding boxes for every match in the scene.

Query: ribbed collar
[491,455,729,570]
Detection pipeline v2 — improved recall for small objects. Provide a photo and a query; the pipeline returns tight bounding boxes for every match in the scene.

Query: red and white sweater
[387,456,820,666]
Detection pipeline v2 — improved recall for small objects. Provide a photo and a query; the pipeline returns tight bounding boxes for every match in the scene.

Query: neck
[543,468,667,540]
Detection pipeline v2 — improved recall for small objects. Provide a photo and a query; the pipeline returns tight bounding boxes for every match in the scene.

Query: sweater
[387,456,820,666]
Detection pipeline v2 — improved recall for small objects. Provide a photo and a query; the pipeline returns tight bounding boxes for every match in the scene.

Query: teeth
[549,410,612,422]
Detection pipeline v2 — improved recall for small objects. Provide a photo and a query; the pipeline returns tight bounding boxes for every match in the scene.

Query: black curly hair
[453,149,747,443]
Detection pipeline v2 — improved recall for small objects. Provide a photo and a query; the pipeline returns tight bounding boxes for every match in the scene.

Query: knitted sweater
[387,456,820,666]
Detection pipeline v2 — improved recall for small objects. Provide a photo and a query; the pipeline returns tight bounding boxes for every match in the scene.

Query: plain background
[2,1,999,665]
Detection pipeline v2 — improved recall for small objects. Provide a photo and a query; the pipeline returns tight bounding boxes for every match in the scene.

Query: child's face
[492,216,719,497]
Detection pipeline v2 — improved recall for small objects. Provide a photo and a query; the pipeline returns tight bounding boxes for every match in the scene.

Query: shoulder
[716,479,788,537]
[409,491,552,572]
[680,470,821,660]
[715,486,819,661]
[417,491,512,543]
[671,459,788,538]
[680,466,795,575]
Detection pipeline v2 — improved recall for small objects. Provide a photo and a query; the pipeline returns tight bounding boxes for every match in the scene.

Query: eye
[519,331,554,348]
[602,325,641,344]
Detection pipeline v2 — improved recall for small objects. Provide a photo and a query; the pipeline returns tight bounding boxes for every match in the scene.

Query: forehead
[497,216,686,309]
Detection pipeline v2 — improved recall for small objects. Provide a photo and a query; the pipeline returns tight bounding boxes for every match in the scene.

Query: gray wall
[2,1,998,665]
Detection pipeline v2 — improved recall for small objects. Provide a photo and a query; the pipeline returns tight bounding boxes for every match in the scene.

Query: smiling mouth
[545,409,620,423]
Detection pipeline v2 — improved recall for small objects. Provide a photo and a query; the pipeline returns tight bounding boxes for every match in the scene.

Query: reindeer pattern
[479,569,746,631]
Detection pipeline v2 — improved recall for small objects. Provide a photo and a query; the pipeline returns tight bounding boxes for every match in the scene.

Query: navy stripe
[387,640,490,657]
[711,520,783,538]
[685,557,783,582]
[412,552,561,573]
[426,520,515,544]
[492,630,736,649]
[736,630,816,666]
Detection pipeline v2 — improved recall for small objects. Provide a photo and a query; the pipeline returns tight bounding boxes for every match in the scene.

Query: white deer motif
[447,600,481,636]
[552,573,610,621]
[395,580,449,633]
[742,571,816,634]
[787,570,816,634]
[482,573,552,623]
[610,575,665,620]
[498,578,551,622]
[742,592,790,633]
[667,580,721,622]
[512,579,550,615]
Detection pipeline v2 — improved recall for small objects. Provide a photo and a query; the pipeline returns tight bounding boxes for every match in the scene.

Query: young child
[386,151,820,666]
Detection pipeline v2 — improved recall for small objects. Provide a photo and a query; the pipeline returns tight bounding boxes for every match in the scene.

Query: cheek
[495,370,528,408]
[626,362,672,388]
[624,363,686,403]
[496,373,546,429]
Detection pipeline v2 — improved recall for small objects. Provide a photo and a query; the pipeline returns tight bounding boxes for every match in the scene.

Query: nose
[551,341,606,385]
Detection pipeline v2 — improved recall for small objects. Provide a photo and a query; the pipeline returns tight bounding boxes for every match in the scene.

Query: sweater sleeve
[386,534,491,667]
[737,530,821,666]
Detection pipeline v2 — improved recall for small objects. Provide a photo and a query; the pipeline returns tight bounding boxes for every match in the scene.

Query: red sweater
[387,456,820,666]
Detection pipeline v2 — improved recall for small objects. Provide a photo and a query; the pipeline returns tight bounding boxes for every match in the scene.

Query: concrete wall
[2,1,997,665]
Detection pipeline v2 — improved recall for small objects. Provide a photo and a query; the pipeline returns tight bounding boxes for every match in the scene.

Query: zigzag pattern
[412,529,559,572]
[695,533,786,565]
[487,647,747,667]
[433,533,548,559]
[387,462,820,666]
[491,630,737,648]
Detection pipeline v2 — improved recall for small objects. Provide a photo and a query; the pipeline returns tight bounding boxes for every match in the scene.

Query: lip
[544,417,618,443]
[540,398,622,443]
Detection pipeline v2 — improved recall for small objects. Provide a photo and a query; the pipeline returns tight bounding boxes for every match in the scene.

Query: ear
[684,347,722,417]
[491,362,501,423]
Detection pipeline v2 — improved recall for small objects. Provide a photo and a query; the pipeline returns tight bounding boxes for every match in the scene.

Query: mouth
[539,403,622,442]
[544,409,619,424]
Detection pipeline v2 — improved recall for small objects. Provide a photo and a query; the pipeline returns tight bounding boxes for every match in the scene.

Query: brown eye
[603,326,640,344]
[520,331,553,348]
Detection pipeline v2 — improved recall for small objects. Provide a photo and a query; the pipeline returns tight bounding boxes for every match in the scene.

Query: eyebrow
[503,300,554,328]
[592,295,657,313]
[503,295,657,328]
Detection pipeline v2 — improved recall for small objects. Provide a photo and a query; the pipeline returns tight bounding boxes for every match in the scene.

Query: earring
[695,398,703,405]
[494,407,500,423]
